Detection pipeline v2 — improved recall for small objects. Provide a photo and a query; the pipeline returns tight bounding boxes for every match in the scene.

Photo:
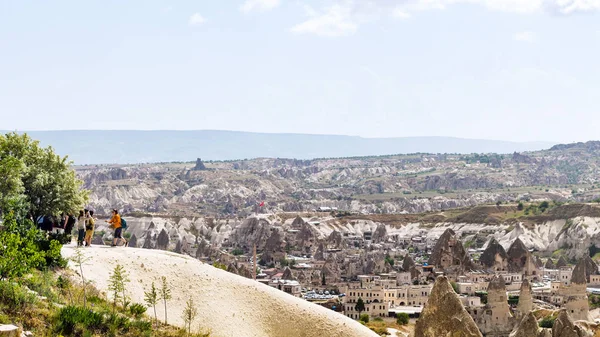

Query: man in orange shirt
[106,209,126,247]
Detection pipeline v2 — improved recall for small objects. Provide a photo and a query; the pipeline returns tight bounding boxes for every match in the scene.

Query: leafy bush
[0,281,38,313]
[396,313,409,325]
[231,248,244,256]
[129,303,147,318]
[130,319,153,332]
[22,269,58,302]
[54,305,105,336]
[373,317,383,322]
[539,316,555,328]
[106,312,131,332]
[359,314,369,323]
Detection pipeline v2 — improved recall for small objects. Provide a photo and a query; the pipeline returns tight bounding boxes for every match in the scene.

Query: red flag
[259,201,265,207]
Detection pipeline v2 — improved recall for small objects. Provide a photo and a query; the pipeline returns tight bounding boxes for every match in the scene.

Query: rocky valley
[79,141,600,337]
[79,141,600,217]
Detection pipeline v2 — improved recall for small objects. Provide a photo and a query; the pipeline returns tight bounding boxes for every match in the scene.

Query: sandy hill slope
[62,245,377,337]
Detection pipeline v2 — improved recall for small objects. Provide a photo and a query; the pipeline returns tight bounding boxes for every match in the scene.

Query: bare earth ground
[62,245,377,337]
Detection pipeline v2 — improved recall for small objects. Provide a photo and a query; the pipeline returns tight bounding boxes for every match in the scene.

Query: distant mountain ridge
[3,130,556,165]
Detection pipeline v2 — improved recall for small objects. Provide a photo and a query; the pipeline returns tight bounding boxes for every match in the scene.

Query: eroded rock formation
[414,276,482,337]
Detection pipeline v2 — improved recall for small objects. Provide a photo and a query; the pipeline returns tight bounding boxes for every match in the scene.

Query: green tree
[539,316,555,328]
[355,297,365,316]
[450,281,459,294]
[384,254,395,266]
[160,276,172,325]
[0,132,88,218]
[359,313,369,323]
[182,298,198,336]
[396,313,409,325]
[321,272,326,286]
[107,264,130,313]
[517,202,524,211]
[0,212,45,281]
[144,281,159,327]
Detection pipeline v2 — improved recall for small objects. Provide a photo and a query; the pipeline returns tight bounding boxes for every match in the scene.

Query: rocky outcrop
[314,242,325,261]
[295,222,318,255]
[291,216,305,228]
[237,264,253,279]
[516,279,533,317]
[227,263,239,275]
[428,228,473,271]
[372,224,387,243]
[92,234,105,246]
[229,217,272,252]
[128,234,138,248]
[552,310,582,337]
[556,256,568,268]
[535,256,544,268]
[414,276,482,337]
[509,312,540,337]
[480,238,508,271]
[327,231,345,249]
[507,238,530,273]
[564,259,590,322]
[282,267,294,280]
[584,255,598,281]
[192,158,207,171]
[480,275,514,335]
[156,228,169,250]
[572,258,587,284]
[402,255,420,280]
[260,230,285,265]
[545,258,555,269]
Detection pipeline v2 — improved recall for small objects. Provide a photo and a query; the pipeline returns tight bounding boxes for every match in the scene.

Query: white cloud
[546,0,600,14]
[189,13,206,26]
[239,0,280,13]
[291,4,358,37]
[292,0,600,37]
[514,31,537,42]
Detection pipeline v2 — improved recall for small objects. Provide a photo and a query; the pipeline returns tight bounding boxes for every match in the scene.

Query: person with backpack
[84,210,96,247]
[106,209,127,247]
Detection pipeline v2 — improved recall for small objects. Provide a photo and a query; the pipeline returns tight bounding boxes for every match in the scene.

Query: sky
[1,0,599,143]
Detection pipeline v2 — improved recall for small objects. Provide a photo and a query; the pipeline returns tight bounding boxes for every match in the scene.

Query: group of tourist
[36,208,127,247]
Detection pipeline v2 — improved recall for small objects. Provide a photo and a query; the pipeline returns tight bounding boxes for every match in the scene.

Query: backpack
[121,217,128,229]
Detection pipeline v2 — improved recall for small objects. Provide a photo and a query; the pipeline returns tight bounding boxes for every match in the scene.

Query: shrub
[231,248,244,256]
[539,316,555,328]
[0,281,38,313]
[359,314,369,323]
[22,270,59,303]
[129,303,147,318]
[130,319,153,332]
[106,312,131,332]
[54,305,105,336]
[373,317,383,322]
[396,313,409,325]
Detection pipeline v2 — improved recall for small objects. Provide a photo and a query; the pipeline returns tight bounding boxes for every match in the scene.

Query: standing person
[84,210,96,247]
[76,210,86,247]
[54,213,66,235]
[106,209,125,247]
[65,212,76,243]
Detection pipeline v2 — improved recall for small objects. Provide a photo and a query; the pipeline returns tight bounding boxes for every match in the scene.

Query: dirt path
[62,245,377,337]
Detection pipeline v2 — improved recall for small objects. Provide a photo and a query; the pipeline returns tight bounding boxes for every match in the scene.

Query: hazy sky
[1,0,599,143]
